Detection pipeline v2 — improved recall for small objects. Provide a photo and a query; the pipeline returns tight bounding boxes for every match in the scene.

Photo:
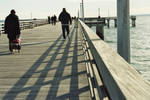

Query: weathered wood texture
[79,24,109,100]
[0,23,91,100]
[79,20,150,100]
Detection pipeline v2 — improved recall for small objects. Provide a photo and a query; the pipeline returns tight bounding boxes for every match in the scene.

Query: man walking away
[4,9,21,53]
[51,16,54,25]
[58,8,72,39]
[53,15,57,25]
[48,16,51,24]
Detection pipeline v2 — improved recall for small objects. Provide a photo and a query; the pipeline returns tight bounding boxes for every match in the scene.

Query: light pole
[108,9,109,17]
[80,3,82,18]
[31,12,32,20]
[78,10,79,18]
[81,0,85,22]
[98,8,100,17]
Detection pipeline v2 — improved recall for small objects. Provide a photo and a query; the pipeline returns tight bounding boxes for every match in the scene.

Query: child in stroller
[11,38,21,53]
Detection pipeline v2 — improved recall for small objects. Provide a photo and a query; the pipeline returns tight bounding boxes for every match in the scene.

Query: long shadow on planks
[2,33,64,100]
[3,26,90,100]
[0,51,12,56]
[45,26,90,100]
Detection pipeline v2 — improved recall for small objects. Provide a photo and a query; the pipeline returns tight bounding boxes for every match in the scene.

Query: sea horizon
[0,13,150,21]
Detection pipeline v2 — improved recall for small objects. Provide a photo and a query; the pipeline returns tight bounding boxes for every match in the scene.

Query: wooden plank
[0,23,91,100]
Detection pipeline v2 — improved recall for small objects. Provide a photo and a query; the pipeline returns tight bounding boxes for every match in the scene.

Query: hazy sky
[0,0,150,19]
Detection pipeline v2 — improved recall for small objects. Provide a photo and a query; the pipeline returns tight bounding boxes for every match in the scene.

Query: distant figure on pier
[53,15,57,25]
[48,16,51,24]
[4,9,21,53]
[51,16,54,25]
[58,8,72,39]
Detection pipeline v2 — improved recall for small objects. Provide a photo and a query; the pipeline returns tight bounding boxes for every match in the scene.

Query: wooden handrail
[79,19,150,100]
[0,19,48,34]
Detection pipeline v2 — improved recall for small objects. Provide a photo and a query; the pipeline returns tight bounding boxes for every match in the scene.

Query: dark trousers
[62,25,69,39]
[9,40,13,52]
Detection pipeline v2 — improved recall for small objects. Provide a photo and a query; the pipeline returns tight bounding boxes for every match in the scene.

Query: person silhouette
[51,16,55,25]
[48,16,51,24]
[53,15,57,25]
[4,9,21,53]
[58,8,72,39]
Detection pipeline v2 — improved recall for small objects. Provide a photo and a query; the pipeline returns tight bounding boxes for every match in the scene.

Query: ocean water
[92,16,150,82]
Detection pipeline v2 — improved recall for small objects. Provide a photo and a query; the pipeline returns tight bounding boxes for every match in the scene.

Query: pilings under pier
[106,17,136,28]
[84,16,136,28]
[85,20,105,40]
[131,16,136,27]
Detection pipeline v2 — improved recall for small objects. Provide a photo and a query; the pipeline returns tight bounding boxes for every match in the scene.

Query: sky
[0,0,150,19]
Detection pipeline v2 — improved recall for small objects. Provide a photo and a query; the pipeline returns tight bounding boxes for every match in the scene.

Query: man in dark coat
[51,16,54,25]
[53,15,57,25]
[58,8,72,39]
[4,9,20,52]
[48,16,51,24]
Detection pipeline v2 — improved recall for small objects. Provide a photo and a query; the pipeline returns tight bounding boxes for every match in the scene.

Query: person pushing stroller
[4,9,21,53]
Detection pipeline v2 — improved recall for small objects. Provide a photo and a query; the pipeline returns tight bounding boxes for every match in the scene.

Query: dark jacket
[53,15,57,21]
[4,14,20,40]
[59,11,72,24]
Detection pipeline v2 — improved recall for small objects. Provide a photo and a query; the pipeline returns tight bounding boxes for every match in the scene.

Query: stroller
[11,38,21,53]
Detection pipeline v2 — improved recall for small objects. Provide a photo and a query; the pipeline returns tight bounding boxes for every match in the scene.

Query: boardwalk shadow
[45,27,85,100]
[22,40,65,47]
[0,51,12,56]
[2,34,64,100]
[2,26,90,100]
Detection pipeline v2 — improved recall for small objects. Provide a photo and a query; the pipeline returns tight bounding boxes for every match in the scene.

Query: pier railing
[0,19,48,34]
[79,19,150,100]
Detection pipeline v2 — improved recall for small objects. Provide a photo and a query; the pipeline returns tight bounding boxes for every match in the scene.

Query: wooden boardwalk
[0,23,91,100]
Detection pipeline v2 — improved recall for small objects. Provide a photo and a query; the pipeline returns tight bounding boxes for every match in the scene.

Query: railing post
[106,19,110,28]
[117,0,130,63]
[96,24,104,40]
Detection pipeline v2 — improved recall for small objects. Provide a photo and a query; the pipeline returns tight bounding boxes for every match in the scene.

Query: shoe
[10,51,13,54]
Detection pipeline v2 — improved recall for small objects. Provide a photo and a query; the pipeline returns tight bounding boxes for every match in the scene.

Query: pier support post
[117,0,130,63]
[114,19,117,27]
[131,17,136,27]
[96,24,104,40]
[107,19,110,28]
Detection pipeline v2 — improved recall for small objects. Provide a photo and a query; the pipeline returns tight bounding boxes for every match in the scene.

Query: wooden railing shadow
[45,27,90,100]
[2,24,90,100]
[2,33,63,100]
[0,51,12,56]
[22,41,57,47]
